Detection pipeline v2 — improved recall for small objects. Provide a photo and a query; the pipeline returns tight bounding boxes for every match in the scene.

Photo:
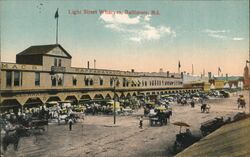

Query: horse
[2,125,27,152]
[201,104,210,113]
[181,98,187,106]
[237,98,246,109]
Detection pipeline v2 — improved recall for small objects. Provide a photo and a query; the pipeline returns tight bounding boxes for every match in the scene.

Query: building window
[123,78,126,87]
[73,79,77,86]
[54,58,57,66]
[85,79,89,86]
[100,79,103,86]
[58,59,62,67]
[6,71,12,87]
[35,72,40,86]
[89,79,94,85]
[52,78,56,86]
[14,71,20,86]
[145,81,147,86]
[110,79,113,87]
[58,74,64,86]
[51,75,56,86]
[73,76,77,86]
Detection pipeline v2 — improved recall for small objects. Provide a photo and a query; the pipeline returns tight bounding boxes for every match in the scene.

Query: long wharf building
[0,44,199,112]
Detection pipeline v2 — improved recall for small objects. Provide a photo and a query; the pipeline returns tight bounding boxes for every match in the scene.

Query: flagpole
[55,8,59,44]
[218,68,219,77]
[192,64,194,75]
[178,61,180,73]
[56,14,58,44]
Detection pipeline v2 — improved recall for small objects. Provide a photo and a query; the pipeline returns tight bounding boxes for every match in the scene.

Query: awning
[73,75,77,80]
[51,74,56,80]
[56,73,63,80]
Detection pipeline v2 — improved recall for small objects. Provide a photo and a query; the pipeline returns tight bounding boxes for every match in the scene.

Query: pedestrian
[191,99,195,108]
[139,116,143,129]
[68,118,73,131]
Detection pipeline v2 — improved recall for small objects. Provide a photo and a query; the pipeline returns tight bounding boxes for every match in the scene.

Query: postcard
[0,0,249,157]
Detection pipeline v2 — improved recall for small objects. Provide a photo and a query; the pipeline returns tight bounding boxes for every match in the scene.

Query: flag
[55,8,59,19]
[178,61,181,68]
[218,67,221,72]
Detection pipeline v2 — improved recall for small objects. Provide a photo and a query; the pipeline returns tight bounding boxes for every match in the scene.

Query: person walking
[68,118,73,131]
[139,116,143,129]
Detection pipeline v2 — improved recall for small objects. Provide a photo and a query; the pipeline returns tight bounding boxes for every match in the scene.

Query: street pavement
[2,91,249,157]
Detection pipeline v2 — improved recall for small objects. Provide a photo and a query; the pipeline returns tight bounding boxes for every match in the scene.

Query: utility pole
[112,77,119,125]
[0,27,2,156]
[249,46,250,113]
[113,84,116,124]
[246,56,250,113]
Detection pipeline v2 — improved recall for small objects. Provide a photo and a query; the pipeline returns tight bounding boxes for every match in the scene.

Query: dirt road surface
[3,91,249,157]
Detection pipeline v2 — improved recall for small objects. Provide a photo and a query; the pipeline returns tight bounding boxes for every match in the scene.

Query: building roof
[16,44,72,58]
[214,76,243,82]
[176,117,250,157]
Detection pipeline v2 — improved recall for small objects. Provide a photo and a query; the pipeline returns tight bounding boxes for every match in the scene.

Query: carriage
[173,131,200,153]
[149,109,171,126]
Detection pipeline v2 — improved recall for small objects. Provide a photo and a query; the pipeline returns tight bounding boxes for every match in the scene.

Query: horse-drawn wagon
[149,109,171,126]
[31,119,48,132]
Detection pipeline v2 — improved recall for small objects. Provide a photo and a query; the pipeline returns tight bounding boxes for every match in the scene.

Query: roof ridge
[16,44,72,59]
[29,44,60,47]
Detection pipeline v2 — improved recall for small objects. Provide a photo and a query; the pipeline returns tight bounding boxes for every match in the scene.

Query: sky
[0,0,249,76]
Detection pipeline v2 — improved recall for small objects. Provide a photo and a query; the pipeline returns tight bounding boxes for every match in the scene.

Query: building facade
[0,44,199,112]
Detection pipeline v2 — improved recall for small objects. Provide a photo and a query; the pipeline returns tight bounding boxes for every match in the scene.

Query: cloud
[99,13,175,42]
[232,37,244,41]
[129,37,142,42]
[100,13,140,25]
[138,25,175,41]
[208,34,226,39]
[204,29,244,41]
[204,29,228,34]
[204,29,228,39]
